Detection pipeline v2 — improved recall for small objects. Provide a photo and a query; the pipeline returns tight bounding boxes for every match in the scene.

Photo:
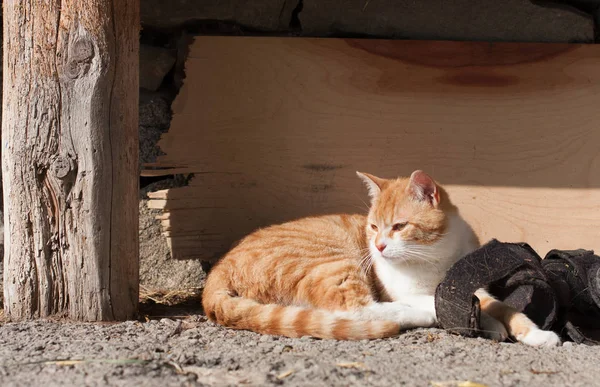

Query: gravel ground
[0,314,598,387]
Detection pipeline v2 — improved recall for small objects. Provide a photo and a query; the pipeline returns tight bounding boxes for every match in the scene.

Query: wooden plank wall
[143,37,600,262]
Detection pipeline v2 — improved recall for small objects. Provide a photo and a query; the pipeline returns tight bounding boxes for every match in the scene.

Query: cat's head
[357,170,451,263]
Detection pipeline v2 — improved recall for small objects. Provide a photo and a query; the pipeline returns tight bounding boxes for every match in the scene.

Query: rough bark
[2,0,140,320]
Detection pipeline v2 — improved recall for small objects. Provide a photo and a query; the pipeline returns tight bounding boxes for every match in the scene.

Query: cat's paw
[479,312,508,342]
[518,329,561,347]
[403,308,438,329]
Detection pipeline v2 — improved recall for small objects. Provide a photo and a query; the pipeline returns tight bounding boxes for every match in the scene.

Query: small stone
[258,342,275,352]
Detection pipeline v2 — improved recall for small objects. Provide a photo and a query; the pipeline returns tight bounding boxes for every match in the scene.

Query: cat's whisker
[353,194,372,213]
[358,251,373,273]
[406,256,438,267]
[358,249,372,267]
[366,255,376,273]
[383,248,439,267]
[385,247,434,258]
[403,251,436,261]
[351,205,371,213]
[406,250,433,260]
[359,255,371,270]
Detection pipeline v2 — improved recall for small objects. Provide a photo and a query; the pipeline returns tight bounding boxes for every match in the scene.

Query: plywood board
[144,37,600,261]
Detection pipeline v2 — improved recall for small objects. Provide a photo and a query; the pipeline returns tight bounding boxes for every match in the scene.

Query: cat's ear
[408,170,440,207]
[356,171,386,200]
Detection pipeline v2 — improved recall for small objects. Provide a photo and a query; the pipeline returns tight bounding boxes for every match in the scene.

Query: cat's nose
[376,243,387,252]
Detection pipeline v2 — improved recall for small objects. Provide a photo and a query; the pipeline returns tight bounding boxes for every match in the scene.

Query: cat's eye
[392,222,408,231]
[370,224,378,231]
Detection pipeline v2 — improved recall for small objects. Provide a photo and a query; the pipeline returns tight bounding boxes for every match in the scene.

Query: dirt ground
[1,301,599,387]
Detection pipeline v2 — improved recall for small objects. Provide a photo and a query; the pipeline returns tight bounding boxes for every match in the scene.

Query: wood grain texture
[145,37,600,262]
[2,0,139,320]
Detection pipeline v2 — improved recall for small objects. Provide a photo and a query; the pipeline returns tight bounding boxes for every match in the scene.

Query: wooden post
[2,1,140,320]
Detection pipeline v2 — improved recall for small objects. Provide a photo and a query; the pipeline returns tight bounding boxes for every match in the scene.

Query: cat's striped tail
[202,276,400,340]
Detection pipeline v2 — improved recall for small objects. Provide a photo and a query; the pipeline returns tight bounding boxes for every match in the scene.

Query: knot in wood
[65,39,94,79]
[53,155,73,179]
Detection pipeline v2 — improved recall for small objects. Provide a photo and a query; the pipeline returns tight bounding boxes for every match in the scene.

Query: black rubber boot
[542,249,600,345]
[435,239,558,337]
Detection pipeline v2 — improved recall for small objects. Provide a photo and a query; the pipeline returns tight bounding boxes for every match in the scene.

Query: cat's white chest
[374,258,446,299]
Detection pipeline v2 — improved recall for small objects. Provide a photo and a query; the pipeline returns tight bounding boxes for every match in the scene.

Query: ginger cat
[202,170,560,346]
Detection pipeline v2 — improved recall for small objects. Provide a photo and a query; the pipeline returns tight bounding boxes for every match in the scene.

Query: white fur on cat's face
[368,229,437,264]
[367,214,470,267]
[366,205,456,271]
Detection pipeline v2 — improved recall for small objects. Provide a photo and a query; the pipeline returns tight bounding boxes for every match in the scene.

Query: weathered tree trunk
[2,0,140,320]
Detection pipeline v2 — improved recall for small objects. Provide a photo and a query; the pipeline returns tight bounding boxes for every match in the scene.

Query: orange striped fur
[203,170,455,340]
